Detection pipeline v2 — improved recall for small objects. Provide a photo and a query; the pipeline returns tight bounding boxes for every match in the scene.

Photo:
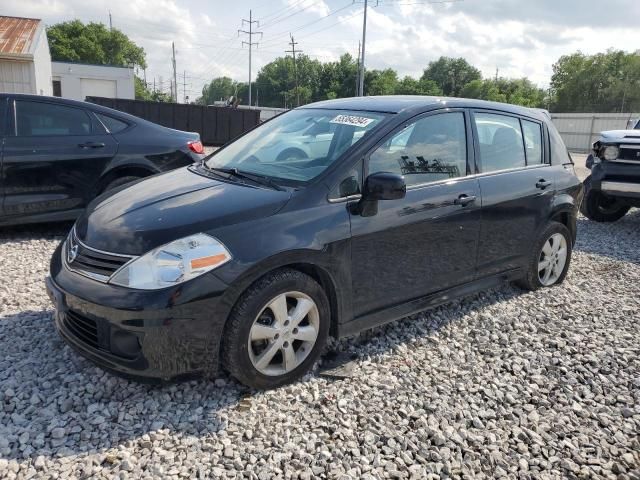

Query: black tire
[222,269,330,389]
[580,175,630,222]
[515,221,573,291]
[276,148,308,161]
[102,176,143,193]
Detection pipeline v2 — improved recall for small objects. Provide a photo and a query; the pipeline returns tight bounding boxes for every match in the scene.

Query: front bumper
[47,242,230,382]
[589,160,640,201]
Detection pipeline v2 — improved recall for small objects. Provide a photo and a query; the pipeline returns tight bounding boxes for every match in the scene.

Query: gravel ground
[1,210,639,480]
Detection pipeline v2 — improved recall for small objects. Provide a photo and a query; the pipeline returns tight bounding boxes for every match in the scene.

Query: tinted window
[0,99,6,136]
[368,112,467,186]
[96,113,129,133]
[548,121,572,165]
[474,113,525,172]
[16,100,91,136]
[522,119,543,164]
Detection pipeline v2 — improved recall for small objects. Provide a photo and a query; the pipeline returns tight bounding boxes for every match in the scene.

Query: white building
[0,16,52,95]
[51,62,134,101]
[0,15,134,101]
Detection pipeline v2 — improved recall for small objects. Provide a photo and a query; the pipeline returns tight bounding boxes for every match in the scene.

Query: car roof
[1,93,145,124]
[300,95,547,121]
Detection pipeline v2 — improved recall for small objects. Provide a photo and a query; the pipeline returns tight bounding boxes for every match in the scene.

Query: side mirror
[363,172,406,201]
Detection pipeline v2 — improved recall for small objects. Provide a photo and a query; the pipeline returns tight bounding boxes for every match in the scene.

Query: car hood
[75,167,291,255]
[600,130,640,142]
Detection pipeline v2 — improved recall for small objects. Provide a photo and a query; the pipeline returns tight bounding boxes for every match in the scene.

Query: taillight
[188,140,204,154]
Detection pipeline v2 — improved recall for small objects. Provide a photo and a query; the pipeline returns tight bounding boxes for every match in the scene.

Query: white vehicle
[253,114,365,162]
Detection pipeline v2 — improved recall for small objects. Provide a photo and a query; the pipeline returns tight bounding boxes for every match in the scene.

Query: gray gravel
[1,212,639,480]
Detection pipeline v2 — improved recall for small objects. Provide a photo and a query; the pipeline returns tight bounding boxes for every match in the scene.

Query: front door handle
[454,194,477,207]
[78,142,106,149]
[536,179,552,190]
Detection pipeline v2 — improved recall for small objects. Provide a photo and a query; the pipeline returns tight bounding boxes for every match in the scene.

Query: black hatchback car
[0,94,204,226]
[46,96,583,389]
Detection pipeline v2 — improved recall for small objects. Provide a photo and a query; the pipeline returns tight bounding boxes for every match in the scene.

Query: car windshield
[205,108,388,184]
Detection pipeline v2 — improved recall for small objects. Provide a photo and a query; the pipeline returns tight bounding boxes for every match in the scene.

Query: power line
[238,10,263,107]
[259,2,354,48]
[260,1,323,30]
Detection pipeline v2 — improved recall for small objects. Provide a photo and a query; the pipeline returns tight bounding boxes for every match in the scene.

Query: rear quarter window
[96,113,129,133]
[548,122,572,165]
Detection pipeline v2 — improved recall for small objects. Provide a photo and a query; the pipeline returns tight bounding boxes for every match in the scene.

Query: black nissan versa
[0,94,204,226]
[46,96,583,389]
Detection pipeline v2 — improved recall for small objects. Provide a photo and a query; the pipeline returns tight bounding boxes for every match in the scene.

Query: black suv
[0,94,204,226]
[47,96,583,389]
[582,128,640,222]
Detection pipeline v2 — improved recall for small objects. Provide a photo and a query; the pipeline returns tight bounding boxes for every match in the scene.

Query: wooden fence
[86,97,261,145]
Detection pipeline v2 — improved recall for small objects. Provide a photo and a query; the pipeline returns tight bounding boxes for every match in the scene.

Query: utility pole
[183,70,187,103]
[239,10,262,107]
[172,42,178,103]
[358,0,369,97]
[109,11,112,31]
[495,67,499,82]
[286,34,303,107]
[355,41,361,96]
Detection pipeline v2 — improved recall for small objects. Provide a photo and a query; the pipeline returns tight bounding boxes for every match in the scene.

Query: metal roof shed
[0,16,52,95]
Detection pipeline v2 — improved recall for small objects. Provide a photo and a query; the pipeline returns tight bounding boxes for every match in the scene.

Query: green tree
[461,78,545,107]
[421,56,481,97]
[395,76,442,95]
[134,77,172,102]
[47,20,146,68]
[198,77,239,105]
[551,50,640,112]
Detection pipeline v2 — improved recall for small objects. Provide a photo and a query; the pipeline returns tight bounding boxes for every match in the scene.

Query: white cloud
[4,0,640,97]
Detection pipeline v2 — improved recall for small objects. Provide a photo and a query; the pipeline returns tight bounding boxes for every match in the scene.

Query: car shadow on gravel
[0,280,524,463]
[573,208,640,265]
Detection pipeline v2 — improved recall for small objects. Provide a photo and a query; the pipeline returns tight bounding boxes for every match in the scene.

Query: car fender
[213,245,352,334]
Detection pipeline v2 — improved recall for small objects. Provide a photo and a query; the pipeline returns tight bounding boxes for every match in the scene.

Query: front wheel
[516,221,572,291]
[580,175,630,222]
[222,269,330,389]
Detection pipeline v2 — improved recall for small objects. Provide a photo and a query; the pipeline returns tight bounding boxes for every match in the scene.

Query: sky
[6,0,640,102]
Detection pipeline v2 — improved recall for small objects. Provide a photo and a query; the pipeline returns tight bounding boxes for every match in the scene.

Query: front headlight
[602,145,619,161]
[110,233,231,290]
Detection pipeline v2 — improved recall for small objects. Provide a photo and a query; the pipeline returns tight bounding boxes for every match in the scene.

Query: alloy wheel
[538,233,568,286]
[248,291,320,376]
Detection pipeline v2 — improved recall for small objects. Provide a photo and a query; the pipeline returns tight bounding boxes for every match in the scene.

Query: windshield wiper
[206,166,284,191]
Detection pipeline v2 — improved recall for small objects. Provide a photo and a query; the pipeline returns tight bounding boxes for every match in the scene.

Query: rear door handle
[78,142,105,149]
[454,194,477,207]
[536,179,552,189]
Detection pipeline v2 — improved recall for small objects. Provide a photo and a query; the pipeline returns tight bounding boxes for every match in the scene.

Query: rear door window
[521,119,543,165]
[15,100,92,136]
[474,113,525,172]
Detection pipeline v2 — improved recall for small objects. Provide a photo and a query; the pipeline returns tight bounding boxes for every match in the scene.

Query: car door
[349,110,482,318]
[1,98,118,220]
[471,110,553,277]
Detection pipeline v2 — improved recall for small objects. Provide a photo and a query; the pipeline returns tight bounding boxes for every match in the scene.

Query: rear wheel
[102,176,142,193]
[516,221,572,291]
[222,269,329,389]
[580,175,630,222]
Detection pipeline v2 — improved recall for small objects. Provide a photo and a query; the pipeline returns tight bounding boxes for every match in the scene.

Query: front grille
[618,144,640,163]
[63,310,100,350]
[64,228,134,282]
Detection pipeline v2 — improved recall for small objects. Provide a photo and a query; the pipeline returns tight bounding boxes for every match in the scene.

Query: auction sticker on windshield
[330,114,375,128]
